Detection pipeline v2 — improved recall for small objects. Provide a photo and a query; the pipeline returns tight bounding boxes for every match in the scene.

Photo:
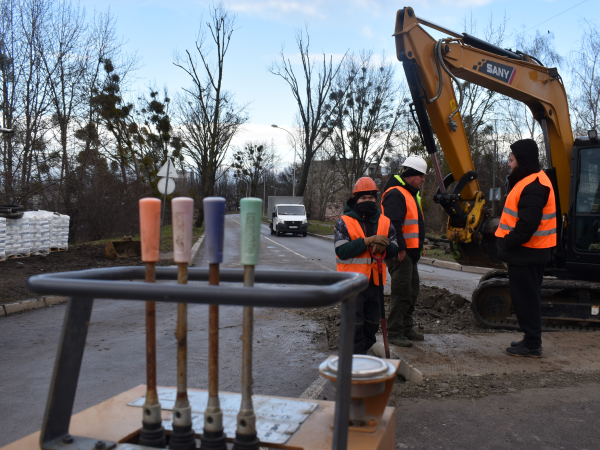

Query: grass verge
[81,224,204,252]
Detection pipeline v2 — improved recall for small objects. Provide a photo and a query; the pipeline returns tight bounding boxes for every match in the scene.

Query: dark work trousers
[386,254,419,338]
[354,282,381,354]
[508,263,545,349]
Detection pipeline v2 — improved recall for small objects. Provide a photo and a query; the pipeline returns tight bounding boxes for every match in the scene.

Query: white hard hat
[402,155,428,174]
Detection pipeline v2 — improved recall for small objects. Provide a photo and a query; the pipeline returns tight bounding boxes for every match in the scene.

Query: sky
[79,0,597,167]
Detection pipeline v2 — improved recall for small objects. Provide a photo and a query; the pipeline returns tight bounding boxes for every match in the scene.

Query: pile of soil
[390,370,600,401]
[0,244,173,303]
[413,285,484,335]
[294,285,485,350]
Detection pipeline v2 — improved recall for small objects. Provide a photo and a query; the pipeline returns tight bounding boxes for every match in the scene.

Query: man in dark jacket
[335,177,400,354]
[380,156,427,347]
[496,138,556,358]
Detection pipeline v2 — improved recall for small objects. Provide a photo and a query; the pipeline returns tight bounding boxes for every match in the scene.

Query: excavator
[394,7,600,329]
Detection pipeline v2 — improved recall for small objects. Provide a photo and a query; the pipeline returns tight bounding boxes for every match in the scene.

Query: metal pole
[431,153,445,194]
[271,125,297,196]
[541,119,553,169]
[492,141,497,217]
[160,158,170,250]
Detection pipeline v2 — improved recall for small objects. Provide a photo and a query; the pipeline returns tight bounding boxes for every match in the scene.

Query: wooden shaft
[145,262,158,405]
[176,263,188,403]
[208,263,220,398]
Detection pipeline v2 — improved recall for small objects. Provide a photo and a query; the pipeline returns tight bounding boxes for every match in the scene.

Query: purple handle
[203,197,226,264]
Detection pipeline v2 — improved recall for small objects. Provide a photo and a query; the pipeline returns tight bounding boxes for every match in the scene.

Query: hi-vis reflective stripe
[533,228,556,236]
[498,223,513,231]
[334,239,349,248]
[336,257,373,265]
[503,208,555,221]
[403,233,419,239]
[404,219,419,225]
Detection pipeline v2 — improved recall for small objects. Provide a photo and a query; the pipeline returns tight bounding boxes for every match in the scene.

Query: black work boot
[405,328,424,341]
[388,335,412,347]
[506,345,542,358]
[510,335,525,347]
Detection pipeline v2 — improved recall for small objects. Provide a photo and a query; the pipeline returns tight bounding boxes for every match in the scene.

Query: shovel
[370,248,390,359]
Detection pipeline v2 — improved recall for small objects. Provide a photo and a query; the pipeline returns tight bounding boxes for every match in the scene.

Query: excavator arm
[393,7,574,268]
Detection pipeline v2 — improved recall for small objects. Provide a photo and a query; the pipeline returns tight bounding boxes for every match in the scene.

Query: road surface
[2,214,598,449]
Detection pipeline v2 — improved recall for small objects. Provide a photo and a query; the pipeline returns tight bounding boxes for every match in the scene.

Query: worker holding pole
[496,139,556,358]
[334,177,399,354]
[381,156,427,348]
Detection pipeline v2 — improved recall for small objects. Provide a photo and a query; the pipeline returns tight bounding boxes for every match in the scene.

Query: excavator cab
[565,132,600,276]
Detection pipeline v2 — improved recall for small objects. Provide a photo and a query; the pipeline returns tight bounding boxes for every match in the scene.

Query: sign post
[157,158,179,248]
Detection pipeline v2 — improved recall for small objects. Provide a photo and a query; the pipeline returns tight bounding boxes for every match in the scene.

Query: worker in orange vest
[335,177,400,354]
[380,156,427,347]
[496,139,556,358]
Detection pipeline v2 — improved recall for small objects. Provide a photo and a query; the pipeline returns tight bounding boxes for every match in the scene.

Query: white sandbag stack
[0,217,5,261]
[5,218,19,258]
[24,211,51,255]
[2,211,69,260]
[49,213,69,250]
[16,214,31,257]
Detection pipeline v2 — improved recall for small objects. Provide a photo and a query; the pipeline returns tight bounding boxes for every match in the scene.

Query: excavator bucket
[104,237,142,260]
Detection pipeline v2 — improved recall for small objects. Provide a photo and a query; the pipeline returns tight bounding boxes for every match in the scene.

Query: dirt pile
[390,371,600,401]
[294,284,485,350]
[413,285,483,334]
[0,244,173,303]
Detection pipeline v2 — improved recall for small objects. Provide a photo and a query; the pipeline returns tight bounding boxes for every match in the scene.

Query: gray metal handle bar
[26,267,368,450]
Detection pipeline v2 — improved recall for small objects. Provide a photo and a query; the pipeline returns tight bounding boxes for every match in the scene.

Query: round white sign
[157,177,176,195]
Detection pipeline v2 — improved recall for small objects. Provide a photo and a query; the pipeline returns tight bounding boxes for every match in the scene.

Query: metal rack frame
[26,267,368,450]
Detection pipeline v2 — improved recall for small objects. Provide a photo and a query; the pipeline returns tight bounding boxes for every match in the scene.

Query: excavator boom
[394,7,574,268]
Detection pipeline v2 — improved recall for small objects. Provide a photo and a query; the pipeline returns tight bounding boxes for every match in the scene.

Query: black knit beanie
[508,138,541,188]
[354,190,378,201]
[510,139,539,167]
[401,167,424,178]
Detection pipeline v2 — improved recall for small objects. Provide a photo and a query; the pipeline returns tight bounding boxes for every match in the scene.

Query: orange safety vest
[336,214,390,285]
[381,176,423,249]
[495,170,557,248]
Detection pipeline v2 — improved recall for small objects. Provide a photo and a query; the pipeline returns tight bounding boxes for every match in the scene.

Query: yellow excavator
[394,7,600,329]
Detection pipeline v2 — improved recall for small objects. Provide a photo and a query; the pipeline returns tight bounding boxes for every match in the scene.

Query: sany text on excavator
[394,7,600,329]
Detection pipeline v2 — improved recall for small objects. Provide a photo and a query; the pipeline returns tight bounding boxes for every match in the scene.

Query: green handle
[240,198,263,266]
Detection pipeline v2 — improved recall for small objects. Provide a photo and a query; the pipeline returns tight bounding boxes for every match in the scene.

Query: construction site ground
[2,215,599,449]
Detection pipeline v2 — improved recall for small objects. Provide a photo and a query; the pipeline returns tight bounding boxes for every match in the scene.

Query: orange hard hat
[352,177,378,195]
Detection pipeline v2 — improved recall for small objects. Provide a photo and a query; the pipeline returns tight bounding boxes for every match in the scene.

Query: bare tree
[568,20,600,134]
[230,141,278,198]
[269,27,349,197]
[173,2,248,226]
[39,0,86,211]
[325,51,405,195]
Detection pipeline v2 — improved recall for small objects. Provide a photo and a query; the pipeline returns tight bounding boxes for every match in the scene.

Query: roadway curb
[307,232,334,241]
[305,233,490,275]
[419,257,490,275]
[0,235,206,317]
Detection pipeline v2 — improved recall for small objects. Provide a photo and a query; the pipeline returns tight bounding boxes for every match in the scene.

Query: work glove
[372,243,386,255]
[364,235,389,248]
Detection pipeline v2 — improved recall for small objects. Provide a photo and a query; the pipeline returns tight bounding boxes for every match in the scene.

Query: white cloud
[230,123,298,163]
[230,1,325,19]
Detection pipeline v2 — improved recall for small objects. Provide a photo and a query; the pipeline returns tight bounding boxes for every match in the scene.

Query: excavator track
[471,271,600,331]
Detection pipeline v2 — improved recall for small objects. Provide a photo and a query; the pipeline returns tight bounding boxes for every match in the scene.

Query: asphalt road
[3,215,597,449]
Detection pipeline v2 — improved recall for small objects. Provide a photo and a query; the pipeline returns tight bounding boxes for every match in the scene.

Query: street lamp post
[271,124,297,197]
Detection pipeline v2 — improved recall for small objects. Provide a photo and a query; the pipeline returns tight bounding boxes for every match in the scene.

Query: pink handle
[139,198,162,262]
[172,197,194,263]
